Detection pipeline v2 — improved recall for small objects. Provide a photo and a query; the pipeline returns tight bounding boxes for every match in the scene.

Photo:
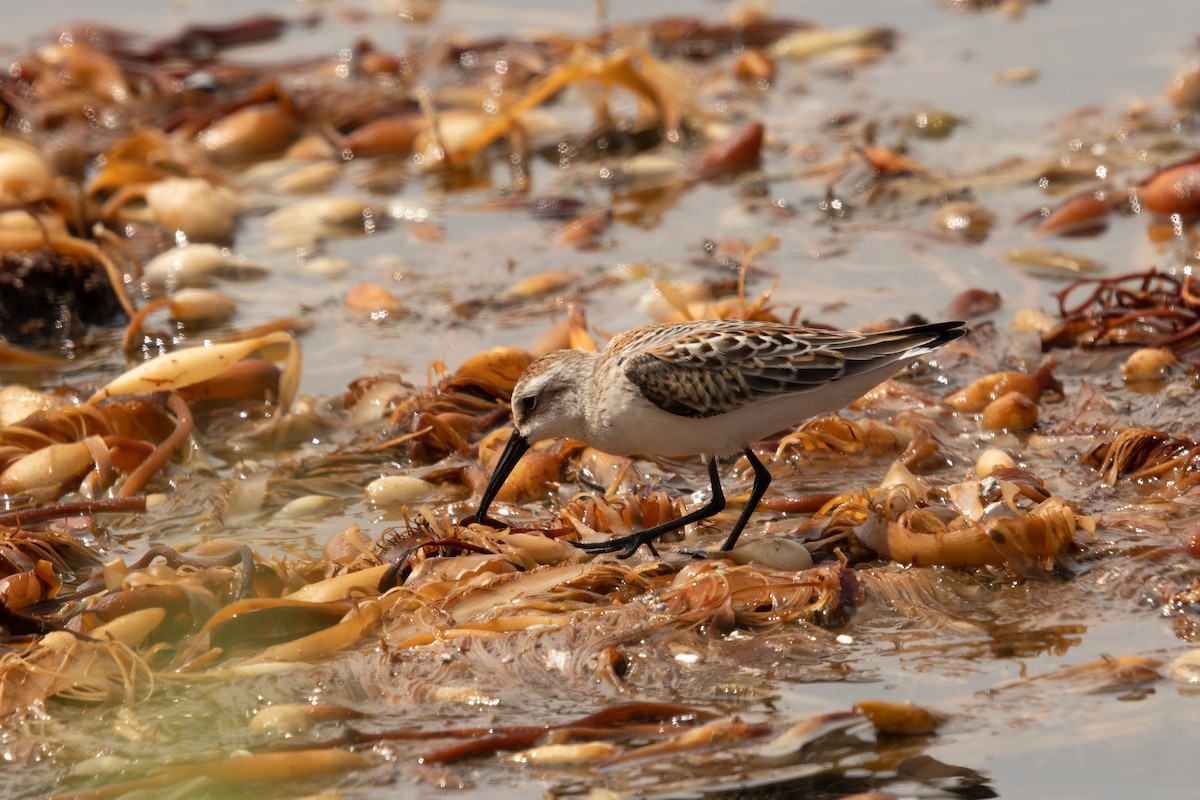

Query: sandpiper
[467,318,966,557]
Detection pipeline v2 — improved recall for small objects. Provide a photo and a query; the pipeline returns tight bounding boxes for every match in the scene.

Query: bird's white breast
[586,358,911,458]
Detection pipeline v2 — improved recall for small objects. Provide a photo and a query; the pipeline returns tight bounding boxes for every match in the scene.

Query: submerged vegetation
[2,2,1200,798]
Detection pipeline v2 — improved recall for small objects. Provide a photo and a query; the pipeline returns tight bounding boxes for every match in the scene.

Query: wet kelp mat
[2,3,1200,798]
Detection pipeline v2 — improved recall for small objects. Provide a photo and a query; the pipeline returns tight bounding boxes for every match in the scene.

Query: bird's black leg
[573,458,726,558]
[716,448,771,552]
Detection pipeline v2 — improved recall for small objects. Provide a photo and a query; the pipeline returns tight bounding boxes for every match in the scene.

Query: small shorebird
[467,318,966,557]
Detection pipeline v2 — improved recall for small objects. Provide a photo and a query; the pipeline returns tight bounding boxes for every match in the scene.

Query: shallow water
[4,1,1200,798]
[6,0,1189,395]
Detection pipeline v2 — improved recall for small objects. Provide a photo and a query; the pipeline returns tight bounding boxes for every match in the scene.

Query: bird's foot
[572,532,661,559]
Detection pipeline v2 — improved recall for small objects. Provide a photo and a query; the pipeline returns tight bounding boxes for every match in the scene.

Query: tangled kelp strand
[381,562,604,646]
[1045,268,1200,362]
[823,469,1086,573]
[0,396,189,502]
[660,562,848,631]
[88,332,301,427]
[0,558,61,609]
[1083,428,1200,494]
[775,414,926,458]
[0,633,154,717]
[561,490,688,541]
[437,47,695,168]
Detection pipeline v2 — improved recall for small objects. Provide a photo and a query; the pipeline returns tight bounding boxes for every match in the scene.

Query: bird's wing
[620,321,957,418]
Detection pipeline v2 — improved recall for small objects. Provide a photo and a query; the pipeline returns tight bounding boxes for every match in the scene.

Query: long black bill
[472,430,531,522]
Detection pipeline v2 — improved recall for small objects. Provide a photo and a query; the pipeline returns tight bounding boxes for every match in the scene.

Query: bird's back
[614,319,964,420]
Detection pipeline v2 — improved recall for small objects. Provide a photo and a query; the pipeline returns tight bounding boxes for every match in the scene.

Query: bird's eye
[516,394,537,416]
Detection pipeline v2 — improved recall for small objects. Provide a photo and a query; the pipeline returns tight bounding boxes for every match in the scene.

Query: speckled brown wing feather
[618,320,963,419]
